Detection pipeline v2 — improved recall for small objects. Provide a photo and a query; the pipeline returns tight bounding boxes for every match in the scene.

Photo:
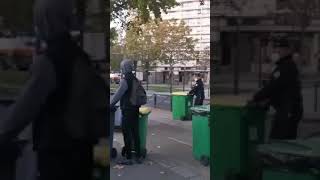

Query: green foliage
[110,43,123,71]
[110,27,118,45]
[124,19,197,70]
[111,0,179,23]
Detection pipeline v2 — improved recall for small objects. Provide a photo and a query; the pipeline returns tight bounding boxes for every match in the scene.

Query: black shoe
[118,158,133,165]
[135,157,143,164]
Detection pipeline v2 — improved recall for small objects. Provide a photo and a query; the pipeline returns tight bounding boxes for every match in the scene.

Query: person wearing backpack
[0,0,108,179]
[110,59,147,165]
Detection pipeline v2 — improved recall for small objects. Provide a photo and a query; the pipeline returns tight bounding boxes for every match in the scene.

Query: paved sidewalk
[110,108,210,180]
[110,155,186,180]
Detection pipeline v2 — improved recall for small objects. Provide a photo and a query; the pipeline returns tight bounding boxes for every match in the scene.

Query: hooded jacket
[0,0,78,149]
[110,59,138,110]
[33,0,74,42]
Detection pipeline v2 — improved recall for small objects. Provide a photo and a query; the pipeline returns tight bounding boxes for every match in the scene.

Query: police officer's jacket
[253,55,302,108]
[189,79,205,100]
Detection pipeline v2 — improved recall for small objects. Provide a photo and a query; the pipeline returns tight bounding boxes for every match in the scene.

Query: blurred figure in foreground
[0,0,107,179]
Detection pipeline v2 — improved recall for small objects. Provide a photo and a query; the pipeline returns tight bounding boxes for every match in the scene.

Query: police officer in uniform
[189,73,205,105]
[252,38,303,140]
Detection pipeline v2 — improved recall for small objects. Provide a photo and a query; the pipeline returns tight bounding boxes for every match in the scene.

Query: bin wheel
[111,148,117,159]
[200,156,209,166]
[141,148,147,158]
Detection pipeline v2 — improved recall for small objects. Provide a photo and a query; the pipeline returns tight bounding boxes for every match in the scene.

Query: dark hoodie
[110,59,138,110]
[0,0,77,149]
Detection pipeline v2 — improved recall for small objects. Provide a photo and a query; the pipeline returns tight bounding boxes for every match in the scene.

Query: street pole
[146,70,149,90]
[233,19,240,95]
[146,60,149,91]
[258,40,263,88]
[134,60,137,77]
[170,66,173,93]
[183,67,185,91]
[170,65,173,112]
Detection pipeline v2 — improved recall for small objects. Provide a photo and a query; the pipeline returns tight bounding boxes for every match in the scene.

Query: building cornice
[220,25,320,32]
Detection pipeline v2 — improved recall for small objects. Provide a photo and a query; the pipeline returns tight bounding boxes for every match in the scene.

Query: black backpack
[48,47,108,142]
[129,77,147,106]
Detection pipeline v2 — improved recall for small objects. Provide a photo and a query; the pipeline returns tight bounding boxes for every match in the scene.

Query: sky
[111,9,129,41]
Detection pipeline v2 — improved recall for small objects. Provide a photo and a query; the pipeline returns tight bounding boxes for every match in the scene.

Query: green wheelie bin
[139,107,152,158]
[210,97,267,180]
[191,105,210,166]
[257,137,320,180]
[172,92,193,120]
[121,107,151,159]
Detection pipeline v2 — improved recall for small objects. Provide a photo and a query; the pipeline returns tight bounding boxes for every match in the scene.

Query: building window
[227,18,238,26]
[274,14,295,25]
[277,0,290,10]
[242,18,259,25]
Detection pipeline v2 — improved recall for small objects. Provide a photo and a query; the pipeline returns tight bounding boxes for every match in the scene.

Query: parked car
[110,72,121,84]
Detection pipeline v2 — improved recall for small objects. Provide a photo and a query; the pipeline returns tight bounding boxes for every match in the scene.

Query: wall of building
[161,0,210,52]
[213,0,320,75]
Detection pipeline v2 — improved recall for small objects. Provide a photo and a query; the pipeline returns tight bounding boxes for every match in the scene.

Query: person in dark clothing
[110,59,142,165]
[0,0,102,179]
[251,38,303,140]
[189,73,205,105]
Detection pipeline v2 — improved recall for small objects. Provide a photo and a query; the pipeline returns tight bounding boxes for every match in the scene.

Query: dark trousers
[194,97,204,106]
[270,102,303,140]
[37,143,94,180]
[122,108,140,159]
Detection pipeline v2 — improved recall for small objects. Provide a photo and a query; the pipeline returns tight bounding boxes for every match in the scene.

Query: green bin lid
[190,105,210,115]
[212,95,251,109]
[258,138,320,158]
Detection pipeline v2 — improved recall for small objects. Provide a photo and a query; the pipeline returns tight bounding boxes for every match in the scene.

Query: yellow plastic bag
[139,107,152,115]
[171,92,189,96]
